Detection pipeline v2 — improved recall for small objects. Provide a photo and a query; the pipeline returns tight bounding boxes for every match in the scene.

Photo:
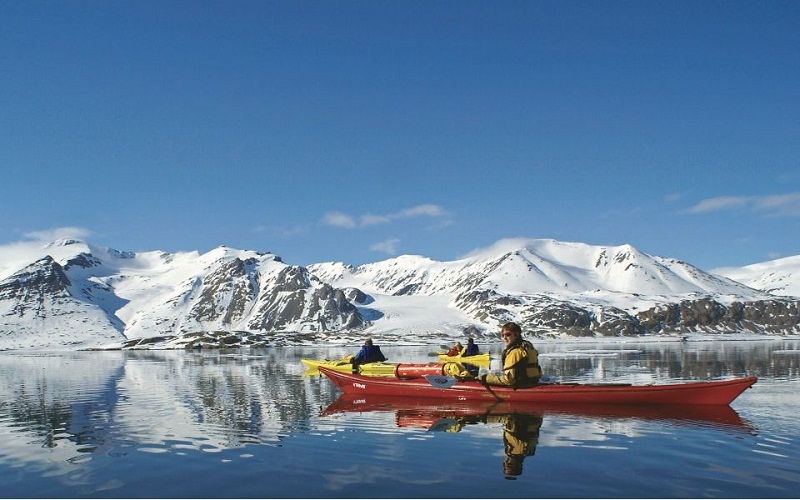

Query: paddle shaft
[478,377,503,401]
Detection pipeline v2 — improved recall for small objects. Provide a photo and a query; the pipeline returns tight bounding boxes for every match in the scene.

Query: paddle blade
[424,374,458,389]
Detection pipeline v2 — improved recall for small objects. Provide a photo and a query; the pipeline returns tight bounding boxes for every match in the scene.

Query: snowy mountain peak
[713,255,800,297]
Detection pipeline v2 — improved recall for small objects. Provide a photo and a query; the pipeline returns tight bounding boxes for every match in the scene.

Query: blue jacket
[463,342,480,356]
[353,344,387,363]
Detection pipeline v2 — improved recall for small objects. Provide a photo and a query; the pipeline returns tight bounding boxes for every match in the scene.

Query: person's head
[455,342,462,348]
[500,322,522,345]
[364,338,373,345]
[467,337,474,344]
[503,456,523,479]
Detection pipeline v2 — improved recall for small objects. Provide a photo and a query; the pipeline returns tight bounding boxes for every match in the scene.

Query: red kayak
[317,367,757,406]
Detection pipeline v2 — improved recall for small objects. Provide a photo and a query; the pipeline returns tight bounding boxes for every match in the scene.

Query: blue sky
[2,1,798,270]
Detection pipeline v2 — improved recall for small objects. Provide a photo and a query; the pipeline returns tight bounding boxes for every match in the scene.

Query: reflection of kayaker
[419,410,542,479]
[416,411,542,478]
[501,413,542,479]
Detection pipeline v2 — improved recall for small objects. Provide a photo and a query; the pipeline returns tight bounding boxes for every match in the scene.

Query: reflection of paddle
[428,418,460,432]
[424,374,503,401]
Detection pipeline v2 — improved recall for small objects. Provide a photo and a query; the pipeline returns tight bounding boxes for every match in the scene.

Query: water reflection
[321,393,756,479]
[0,349,340,468]
[0,341,775,465]
[0,341,797,498]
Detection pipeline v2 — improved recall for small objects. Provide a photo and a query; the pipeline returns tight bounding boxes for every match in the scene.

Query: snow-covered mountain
[712,255,800,298]
[0,239,361,350]
[0,237,797,351]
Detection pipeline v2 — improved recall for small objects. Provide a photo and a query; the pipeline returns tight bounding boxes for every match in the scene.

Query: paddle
[424,374,503,401]
[423,374,458,389]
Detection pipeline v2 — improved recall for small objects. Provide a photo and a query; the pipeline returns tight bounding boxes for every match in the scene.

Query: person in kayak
[463,337,480,356]
[446,342,464,356]
[351,338,387,372]
[480,322,541,387]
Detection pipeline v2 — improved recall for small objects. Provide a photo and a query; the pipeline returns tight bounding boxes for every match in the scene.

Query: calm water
[0,339,798,498]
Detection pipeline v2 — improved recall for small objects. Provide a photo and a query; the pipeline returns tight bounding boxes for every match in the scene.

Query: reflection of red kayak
[317,367,757,406]
[321,393,755,433]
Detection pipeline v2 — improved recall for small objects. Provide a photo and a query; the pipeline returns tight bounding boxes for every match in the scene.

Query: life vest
[442,361,479,379]
[502,339,541,388]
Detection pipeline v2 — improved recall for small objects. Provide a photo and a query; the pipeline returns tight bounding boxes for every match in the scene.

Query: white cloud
[754,192,800,216]
[321,211,357,228]
[687,192,800,216]
[0,227,93,276]
[23,227,93,242]
[360,214,391,226]
[369,238,400,255]
[687,196,753,213]
[394,204,446,219]
[322,204,450,229]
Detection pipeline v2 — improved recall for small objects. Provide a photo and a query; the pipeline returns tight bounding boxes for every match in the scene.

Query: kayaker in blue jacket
[463,337,480,356]
[351,338,387,371]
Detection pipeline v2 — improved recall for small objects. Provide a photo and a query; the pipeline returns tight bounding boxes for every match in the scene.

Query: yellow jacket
[484,339,541,387]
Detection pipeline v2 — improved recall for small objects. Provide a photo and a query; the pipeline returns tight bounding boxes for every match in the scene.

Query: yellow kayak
[301,356,398,376]
[436,352,491,367]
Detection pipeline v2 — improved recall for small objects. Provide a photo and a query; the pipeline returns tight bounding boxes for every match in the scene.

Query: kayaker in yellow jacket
[480,322,541,388]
